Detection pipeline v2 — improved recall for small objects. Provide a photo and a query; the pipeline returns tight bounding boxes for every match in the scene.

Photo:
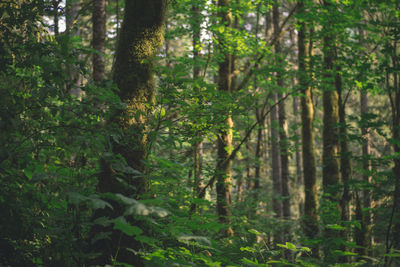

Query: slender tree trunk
[253,5,262,193]
[271,2,283,223]
[337,65,351,262]
[66,0,81,95]
[290,27,303,218]
[322,0,341,262]
[90,1,167,265]
[355,25,372,256]
[254,110,263,191]
[215,0,234,237]
[275,3,291,244]
[190,1,204,214]
[93,0,106,82]
[389,42,400,252]
[279,95,290,222]
[52,0,60,35]
[297,0,318,257]
[360,91,372,254]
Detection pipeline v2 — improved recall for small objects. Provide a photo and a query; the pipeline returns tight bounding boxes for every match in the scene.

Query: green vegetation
[1,0,400,266]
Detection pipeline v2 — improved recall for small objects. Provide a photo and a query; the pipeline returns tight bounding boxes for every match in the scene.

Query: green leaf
[325,224,345,231]
[285,242,297,251]
[88,195,113,210]
[113,217,143,236]
[248,229,263,235]
[384,253,400,257]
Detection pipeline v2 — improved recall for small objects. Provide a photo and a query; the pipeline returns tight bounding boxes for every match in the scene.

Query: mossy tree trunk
[90,0,167,265]
[107,0,167,196]
[297,0,318,257]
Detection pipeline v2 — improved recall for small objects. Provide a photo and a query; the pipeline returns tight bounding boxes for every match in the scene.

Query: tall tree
[388,39,400,253]
[91,0,167,264]
[190,0,204,214]
[297,0,318,257]
[271,2,283,222]
[65,0,82,95]
[274,2,291,245]
[215,0,234,237]
[92,0,106,82]
[321,0,341,261]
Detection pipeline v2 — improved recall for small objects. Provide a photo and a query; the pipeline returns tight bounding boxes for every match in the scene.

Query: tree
[297,0,318,257]
[321,0,341,261]
[92,0,106,82]
[215,0,234,237]
[91,0,167,264]
[271,2,283,223]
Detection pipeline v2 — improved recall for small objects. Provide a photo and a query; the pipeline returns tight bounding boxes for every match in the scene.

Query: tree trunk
[360,91,372,254]
[189,1,204,214]
[389,42,400,253]
[322,0,341,262]
[274,2,291,245]
[52,0,60,35]
[271,2,283,223]
[356,25,372,256]
[90,0,167,265]
[215,0,234,237]
[279,94,290,222]
[297,0,318,257]
[110,0,167,194]
[93,0,106,82]
[337,65,351,262]
[254,110,263,191]
[66,0,81,95]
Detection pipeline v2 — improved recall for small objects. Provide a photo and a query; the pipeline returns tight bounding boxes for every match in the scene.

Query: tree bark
[215,0,234,237]
[274,2,291,246]
[389,42,400,252]
[65,0,81,95]
[189,1,204,214]
[337,65,351,262]
[110,0,167,195]
[90,0,167,265]
[271,2,283,223]
[92,0,106,82]
[322,0,341,262]
[297,0,318,257]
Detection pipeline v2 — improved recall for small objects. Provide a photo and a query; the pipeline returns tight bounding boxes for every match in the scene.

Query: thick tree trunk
[297,0,318,257]
[110,0,167,195]
[92,0,106,82]
[215,0,234,237]
[90,0,167,265]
